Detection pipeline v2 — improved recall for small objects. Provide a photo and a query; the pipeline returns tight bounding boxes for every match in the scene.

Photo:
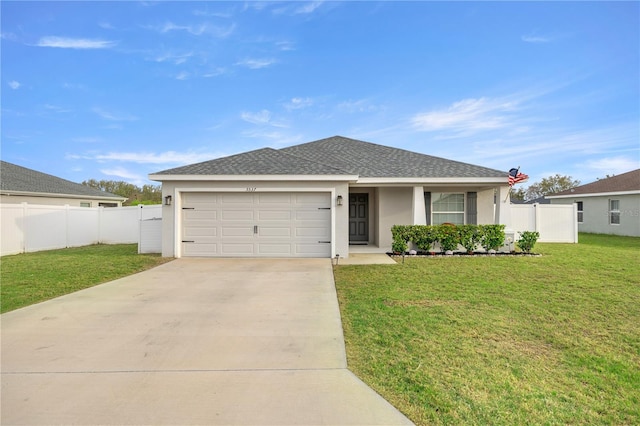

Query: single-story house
[0,161,126,207]
[149,136,512,258]
[546,169,640,237]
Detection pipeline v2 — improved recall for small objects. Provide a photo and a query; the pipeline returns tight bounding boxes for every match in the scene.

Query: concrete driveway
[1,258,412,425]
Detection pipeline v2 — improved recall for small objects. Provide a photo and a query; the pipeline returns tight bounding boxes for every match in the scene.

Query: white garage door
[181,192,331,257]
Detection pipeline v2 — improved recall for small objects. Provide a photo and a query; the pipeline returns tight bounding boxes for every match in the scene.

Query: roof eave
[354,177,509,185]
[547,190,640,199]
[0,190,127,202]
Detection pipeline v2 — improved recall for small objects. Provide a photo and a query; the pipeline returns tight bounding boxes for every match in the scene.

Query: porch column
[494,185,512,227]
[412,186,427,225]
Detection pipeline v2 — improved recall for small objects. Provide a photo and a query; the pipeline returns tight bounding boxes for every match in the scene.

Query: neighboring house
[546,169,640,237]
[0,161,126,207]
[150,136,512,258]
[511,196,550,205]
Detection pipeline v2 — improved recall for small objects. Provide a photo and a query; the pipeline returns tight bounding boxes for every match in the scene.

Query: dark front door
[349,194,369,242]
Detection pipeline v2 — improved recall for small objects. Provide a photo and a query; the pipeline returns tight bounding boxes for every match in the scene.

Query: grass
[1,244,172,313]
[334,233,640,425]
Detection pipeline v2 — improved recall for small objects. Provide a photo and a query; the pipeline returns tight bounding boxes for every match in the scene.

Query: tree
[523,174,580,200]
[510,188,526,201]
[82,179,162,206]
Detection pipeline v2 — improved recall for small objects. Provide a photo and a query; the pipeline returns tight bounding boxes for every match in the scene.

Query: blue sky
[2,1,638,188]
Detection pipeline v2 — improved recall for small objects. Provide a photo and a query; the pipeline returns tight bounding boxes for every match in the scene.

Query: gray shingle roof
[152,136,507,179]
[281,136,506,178]
[0,161,124,199]
[155,147,354,175]
[550,169,640,196]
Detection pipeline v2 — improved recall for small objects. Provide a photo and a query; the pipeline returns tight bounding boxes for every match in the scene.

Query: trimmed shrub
[390,224,507,254]
[391,225,411,254]
[479,224,506,251]
[412,225,438,252]
[458,224,482,253]
[437,224,459,252]
[517,231,540,253]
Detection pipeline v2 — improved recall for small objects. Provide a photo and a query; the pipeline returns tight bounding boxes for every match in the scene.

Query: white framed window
[432,193,464,225]
[576,201,583,223]
[80,202,91,207]
[609,199,620,225]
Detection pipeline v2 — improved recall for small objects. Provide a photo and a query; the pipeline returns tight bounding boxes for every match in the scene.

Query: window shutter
[424,192,431,225]
[466,192,477,225]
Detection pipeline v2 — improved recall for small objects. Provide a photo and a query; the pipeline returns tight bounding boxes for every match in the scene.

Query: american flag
[508,167,529,186]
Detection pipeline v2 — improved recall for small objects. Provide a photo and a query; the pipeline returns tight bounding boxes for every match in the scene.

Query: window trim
[576,201,583,223]
[609,199,620,225]
[431,192,465,225]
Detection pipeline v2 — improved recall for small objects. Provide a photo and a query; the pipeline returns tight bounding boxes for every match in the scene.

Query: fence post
[534,203,541,234]
[21,202,28,253]
[65,204,70,248]
[98,206,103,244]
[573,202,579,243]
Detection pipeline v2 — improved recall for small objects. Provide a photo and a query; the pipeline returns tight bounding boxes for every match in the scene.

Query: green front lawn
[1,244,171,313]
[334,233,640,425]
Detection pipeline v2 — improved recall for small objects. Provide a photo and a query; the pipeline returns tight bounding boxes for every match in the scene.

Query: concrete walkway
[1,258,412,425]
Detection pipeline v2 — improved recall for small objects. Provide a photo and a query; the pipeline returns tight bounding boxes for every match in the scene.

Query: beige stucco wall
[377,187,413,251]
[0,194,122,207]
[550,194,640,237]
[160,180,349,258]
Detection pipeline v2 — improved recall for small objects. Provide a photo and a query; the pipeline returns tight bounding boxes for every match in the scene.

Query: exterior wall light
[336,195,343,206]
[164,195,172,206]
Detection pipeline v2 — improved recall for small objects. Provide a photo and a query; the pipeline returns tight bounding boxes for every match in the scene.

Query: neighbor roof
[153,136,507,179]
[548,169,640,198]
[0,161,125,200]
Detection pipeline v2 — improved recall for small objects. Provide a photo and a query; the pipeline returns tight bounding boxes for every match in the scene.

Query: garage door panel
[184,226,217,238]
[296,243,331,256]
[183,243,219,256]
[295,227,329,237]
[258,210,291,220]
[221,243,255,255]
[182,192,331,258]
[258,193,291,204]
[259,227,291,237]
[183,210,218,220]
[296,210,330,221]
[257,244,292,255]
[295,193,330,206]
[222,210,254,220]
[221,194,254,204]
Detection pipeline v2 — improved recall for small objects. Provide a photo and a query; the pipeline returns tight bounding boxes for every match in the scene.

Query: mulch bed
[389,251,542,259]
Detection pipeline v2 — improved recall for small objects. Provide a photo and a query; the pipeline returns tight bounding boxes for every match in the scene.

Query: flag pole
[504,166,520,202]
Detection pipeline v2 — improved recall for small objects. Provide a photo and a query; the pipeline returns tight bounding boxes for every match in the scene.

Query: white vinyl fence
[1,203,162,256]
[511,203,578,243]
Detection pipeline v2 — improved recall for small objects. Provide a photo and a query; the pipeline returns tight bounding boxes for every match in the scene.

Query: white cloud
[157,21,235,38]
[8,80,20,89]
[69,150,222,165]
[235,58,277,69]
[100,167,146,183]
[294,1,324,15]
[44,104,72,113]
[175,71,190,80]
[584,156,640,176]
[522,35,551,43]
[92,107,138,121]
[276,41,296,51]
[241,109,272,125]
[284,97,314,110]
[412,97,518,132]
[151,51,194,64]
[338,98,384,114]
[36,36,116,49]
[241,110,288,127]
